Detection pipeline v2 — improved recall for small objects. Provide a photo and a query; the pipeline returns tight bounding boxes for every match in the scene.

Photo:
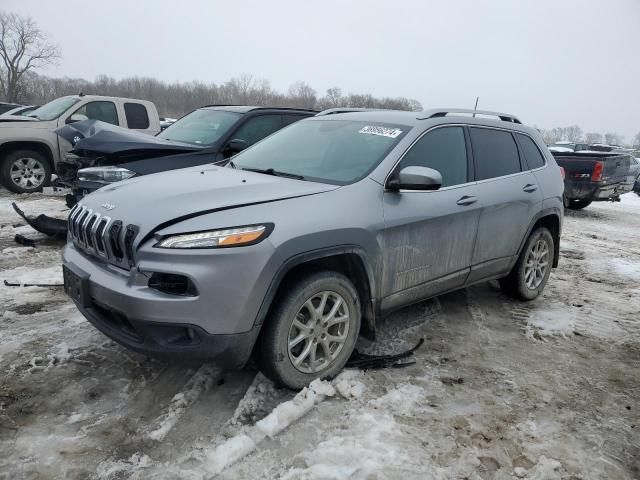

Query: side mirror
[66,113,88,124]
[387,166,442,191]
[227,138,248,153]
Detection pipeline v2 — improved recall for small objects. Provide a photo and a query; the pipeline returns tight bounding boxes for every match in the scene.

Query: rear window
[124,103,150,129]
[470,127,521,180]
[517,134,546,170]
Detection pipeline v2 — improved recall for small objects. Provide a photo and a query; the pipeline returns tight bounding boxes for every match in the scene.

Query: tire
[566,199,592,210]
[255,270,361,389]
[1,150,52,194]
[499,227,554,301]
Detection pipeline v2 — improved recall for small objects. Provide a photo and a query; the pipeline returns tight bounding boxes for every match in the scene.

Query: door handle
[523,184,538,193]
[456,195,478,206]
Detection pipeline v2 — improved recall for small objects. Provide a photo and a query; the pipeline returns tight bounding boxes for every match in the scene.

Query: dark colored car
[552,151,633,209]
[57,106,317,206]
[0,102,23,115]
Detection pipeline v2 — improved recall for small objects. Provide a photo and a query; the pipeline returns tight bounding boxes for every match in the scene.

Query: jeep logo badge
[101,202,116,211]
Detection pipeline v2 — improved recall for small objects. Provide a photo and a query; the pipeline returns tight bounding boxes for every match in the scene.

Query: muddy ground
[1,190,639,479]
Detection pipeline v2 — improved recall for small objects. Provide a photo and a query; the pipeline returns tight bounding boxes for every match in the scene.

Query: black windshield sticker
[358,125,403,138]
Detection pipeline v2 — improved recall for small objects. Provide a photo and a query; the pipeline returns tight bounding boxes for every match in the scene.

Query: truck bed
[552,151,633,201]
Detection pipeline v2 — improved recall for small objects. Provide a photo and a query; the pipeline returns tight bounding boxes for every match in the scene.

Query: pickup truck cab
[552,151,634,209]
[0,95,160,193]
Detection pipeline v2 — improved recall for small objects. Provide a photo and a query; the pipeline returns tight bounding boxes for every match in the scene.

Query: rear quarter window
[470,127,521,180]
[516,133,546,170]
[124,103,150,129]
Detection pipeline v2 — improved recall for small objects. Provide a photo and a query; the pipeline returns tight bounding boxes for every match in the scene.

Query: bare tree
[604,132,623,146]
[584,132,602,144]
[564,125,583,142]
[634,131,640,147]
[0,12,60,102]
[288,81,317,109]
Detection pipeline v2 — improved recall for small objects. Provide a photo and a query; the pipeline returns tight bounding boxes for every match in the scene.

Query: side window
[73,101,119,125]
[516,133,546,170]
[232,115,283,146]
[470,127,521,180]
[282,114,309,127]
[124,103,150,129]
[398,126,467,187]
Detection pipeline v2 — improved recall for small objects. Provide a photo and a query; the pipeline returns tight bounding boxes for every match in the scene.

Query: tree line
[537,125,637,148]
[14,73,423,116]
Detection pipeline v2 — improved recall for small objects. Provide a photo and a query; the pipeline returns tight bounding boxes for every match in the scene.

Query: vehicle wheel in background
[1,150,51,193]
[256,270,361,390]
[499,227,554,301]
[566,199,592,210]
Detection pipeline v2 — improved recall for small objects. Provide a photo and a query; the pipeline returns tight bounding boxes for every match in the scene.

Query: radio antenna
[473,97,479,117]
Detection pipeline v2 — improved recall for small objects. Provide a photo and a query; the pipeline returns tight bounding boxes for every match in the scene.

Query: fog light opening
[148,272,197,296]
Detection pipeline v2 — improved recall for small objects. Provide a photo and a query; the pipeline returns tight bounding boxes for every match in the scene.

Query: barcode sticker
[358,126,403,138]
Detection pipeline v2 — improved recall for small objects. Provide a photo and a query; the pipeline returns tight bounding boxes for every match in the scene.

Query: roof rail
[315,107,382,116]
[418,108,522,124]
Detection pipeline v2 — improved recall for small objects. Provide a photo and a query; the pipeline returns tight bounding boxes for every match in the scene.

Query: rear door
[468,126,542,282]
[380,125,481,311]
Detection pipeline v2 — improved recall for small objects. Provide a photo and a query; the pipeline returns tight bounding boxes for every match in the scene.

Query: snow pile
[256,379,334,438]
[527,455,562,480]
[333,369,366,399]
[369,383,425,415]
[610,258,640,281]
[95,453,152,479]
[525,304,576,339]
[229,373,280,425]
[203,379,336,476]
[147,365,219,441]
[1,264,62,286]
[281,412,405,479]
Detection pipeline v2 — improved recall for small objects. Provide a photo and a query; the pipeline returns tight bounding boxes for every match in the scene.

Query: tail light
[559,167,565,180]
[591,161,603,182]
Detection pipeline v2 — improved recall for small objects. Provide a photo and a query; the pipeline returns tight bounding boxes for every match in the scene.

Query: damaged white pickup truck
[0,94,160,193]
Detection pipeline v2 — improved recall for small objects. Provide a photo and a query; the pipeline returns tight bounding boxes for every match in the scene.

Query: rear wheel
[256,271,361,389]
[1,150,51,193]
[566,199,592,210]
[500,227,554,301]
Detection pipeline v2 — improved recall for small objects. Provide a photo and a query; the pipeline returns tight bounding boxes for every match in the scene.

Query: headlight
[155,224,271,249]
[77,166,136,184]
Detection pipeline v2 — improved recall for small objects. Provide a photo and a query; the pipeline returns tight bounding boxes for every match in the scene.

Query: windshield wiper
[241,167,304,180]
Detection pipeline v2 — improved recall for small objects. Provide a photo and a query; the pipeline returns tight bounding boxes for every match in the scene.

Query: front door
[380,125,481,312]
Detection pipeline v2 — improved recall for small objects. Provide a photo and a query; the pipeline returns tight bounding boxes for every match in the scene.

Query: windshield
[157,109,242,145]
[29,97,80,121]
[231,119,410,184]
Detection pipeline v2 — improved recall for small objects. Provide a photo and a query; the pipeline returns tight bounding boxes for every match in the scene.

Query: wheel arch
[254,246,378,340]
[518,209,562,268]
[0,141,55,171]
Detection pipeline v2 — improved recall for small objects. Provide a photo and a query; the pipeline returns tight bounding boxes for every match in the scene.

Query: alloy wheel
[287,290,350,374]
[9,157,46,189]
[524,238,549,289]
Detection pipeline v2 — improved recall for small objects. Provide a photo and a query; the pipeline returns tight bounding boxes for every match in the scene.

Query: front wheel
[1,150,52,194]
[500,227,554,301]
[566,199,592,210]
[255,271,361,389]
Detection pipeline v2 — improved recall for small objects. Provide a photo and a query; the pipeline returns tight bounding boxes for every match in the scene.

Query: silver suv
[62,108,564,389]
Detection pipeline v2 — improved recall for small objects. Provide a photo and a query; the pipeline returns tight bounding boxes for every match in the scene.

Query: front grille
[68,204,138,266]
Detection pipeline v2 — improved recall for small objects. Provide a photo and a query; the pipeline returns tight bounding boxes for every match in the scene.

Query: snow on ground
[1,189,639,479]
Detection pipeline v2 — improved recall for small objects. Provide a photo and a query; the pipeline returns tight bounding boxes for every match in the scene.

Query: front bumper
[74,297,260,367]
[62,237,281,366]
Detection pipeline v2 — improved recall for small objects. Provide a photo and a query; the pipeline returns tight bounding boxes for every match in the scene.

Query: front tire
[500,227,554,301]
[566,199,592,210]
[255,271,361,390]
[1,150,51,194]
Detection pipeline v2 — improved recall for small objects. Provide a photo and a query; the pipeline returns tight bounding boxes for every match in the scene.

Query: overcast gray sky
[4,0,639,140]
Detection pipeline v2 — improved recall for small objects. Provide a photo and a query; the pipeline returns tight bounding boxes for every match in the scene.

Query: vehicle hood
[0,115,41,124]
[80,165,339,241]
[56,119,201,156]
